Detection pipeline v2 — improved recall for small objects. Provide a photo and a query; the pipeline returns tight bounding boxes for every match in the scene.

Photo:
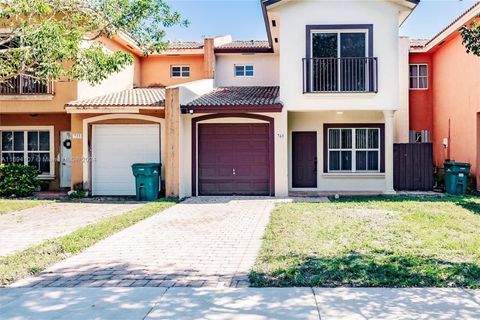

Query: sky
[163,0,478,41]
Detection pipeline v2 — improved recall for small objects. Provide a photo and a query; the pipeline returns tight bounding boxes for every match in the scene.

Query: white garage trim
[82,114,164,191]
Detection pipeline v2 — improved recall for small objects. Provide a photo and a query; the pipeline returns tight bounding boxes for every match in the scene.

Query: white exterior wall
[288,111,387,192]
[395,36,410,143]
[179,111,288,198]
[271,0,403,111]
[215,54,280,87]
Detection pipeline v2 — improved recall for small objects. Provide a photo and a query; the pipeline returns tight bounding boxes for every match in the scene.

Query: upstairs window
[409,64,428,89]
[0,36,52,95]
[171,66,190,78]
[235,65,254,77]
[312,31,367,59]
[305,26,377,93]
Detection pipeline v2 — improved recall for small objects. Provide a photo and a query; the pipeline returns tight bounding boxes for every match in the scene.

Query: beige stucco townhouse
[0,0,418,198]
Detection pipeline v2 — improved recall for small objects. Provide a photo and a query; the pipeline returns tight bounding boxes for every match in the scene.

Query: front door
[60,131,72,188]
[292,131,317,188]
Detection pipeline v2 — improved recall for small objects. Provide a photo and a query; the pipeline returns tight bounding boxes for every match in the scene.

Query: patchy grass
[0,199,177,286]
[0,199,47,215]
[250,196,480,288]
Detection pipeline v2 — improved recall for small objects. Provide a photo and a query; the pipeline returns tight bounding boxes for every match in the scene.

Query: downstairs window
[326,126,383,173]
[0,128,54,177]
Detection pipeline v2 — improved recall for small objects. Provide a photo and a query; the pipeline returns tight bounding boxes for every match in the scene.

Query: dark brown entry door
[292,132,317,188]
[198,124,270,195]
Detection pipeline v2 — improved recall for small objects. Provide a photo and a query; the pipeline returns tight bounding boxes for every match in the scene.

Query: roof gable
[411,1,480,53]
[263,0,419,9]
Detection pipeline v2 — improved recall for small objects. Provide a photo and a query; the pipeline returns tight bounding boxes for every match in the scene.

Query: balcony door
[311,31,368,92]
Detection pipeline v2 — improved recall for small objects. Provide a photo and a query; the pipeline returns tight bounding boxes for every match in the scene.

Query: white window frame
[310,29,369,93]
[170,65,190,78]
[234,65,254,77]
[0,126,55,178]
[409,64,428,90]
[327,127,381,173]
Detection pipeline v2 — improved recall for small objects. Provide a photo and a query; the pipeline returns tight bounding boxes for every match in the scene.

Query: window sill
[322,172,385,178]
[0,94,54,101]
[38,175,55,180]
[303,92,377,97]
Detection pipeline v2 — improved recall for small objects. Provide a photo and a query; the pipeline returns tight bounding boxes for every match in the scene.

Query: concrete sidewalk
[1,287,479,319]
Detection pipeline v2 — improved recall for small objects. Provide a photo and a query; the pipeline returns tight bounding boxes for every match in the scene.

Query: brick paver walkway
[12,197,275,288]
[0,202,142,257]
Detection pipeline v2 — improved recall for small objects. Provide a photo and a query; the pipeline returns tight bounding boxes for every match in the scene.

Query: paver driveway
[12,197,275,288]
[0,201,142,257]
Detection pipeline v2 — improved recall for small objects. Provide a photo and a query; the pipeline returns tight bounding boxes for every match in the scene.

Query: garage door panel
[252,126,269,135]
[92,125,160,196]
[198,123,270,196]
[199,166,232,177]
[235,165,269,176]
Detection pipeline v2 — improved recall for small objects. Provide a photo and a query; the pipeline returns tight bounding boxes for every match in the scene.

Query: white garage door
[92,125,160,196]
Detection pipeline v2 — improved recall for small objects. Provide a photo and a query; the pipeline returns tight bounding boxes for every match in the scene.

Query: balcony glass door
[311,31,367,92]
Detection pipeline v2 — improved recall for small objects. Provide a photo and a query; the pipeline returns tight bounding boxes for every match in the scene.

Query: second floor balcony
[0,75,53,96]
[303,57,378,94]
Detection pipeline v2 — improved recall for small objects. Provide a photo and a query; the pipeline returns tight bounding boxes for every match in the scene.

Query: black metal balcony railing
[0,75,53,95]
[303,57,378,93]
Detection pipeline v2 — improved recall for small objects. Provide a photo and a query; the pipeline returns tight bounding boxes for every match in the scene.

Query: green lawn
[0,200,46,215]
[0,199,177,286]
[250,196,480,288]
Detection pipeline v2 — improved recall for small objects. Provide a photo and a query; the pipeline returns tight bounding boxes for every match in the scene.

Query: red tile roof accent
[425,1,480,48]
[167,41,204,50]
[66,88,165,107]
[186,86,280,107]
[410,39,428,49]
[216,40,270,50]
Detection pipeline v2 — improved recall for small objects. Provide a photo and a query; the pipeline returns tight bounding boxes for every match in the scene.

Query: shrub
[0,164,41,197]
[68,183,87,199]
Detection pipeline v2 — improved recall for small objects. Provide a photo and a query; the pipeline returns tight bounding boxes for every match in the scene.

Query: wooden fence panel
[394,143,434,191]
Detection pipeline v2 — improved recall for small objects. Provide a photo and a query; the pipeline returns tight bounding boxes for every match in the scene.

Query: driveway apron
[12,197,275,288]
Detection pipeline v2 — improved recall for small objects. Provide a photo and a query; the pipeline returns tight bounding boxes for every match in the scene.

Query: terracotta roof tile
[66,88,165,108]
[425,1,480,48]
[167,41,204,50]
[216,40,270,50]
[410,39,428,49]
[186,86,280,107]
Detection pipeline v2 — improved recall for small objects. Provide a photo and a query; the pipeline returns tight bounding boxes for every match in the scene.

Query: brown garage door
[198,123,270,196]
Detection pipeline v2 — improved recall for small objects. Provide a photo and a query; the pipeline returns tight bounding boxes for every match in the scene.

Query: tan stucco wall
[1,36,141,114]
[288,110,387,192]
[0,113,71,189]
[0,81,77,114]
[140,55,205,87]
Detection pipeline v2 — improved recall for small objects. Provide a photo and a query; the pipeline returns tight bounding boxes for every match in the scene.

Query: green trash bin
[444,161,471,195]
[131,163,161,201]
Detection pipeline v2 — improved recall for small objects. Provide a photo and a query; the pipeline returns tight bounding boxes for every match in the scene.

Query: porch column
[383,110,396,194]
[165,87,180,198]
